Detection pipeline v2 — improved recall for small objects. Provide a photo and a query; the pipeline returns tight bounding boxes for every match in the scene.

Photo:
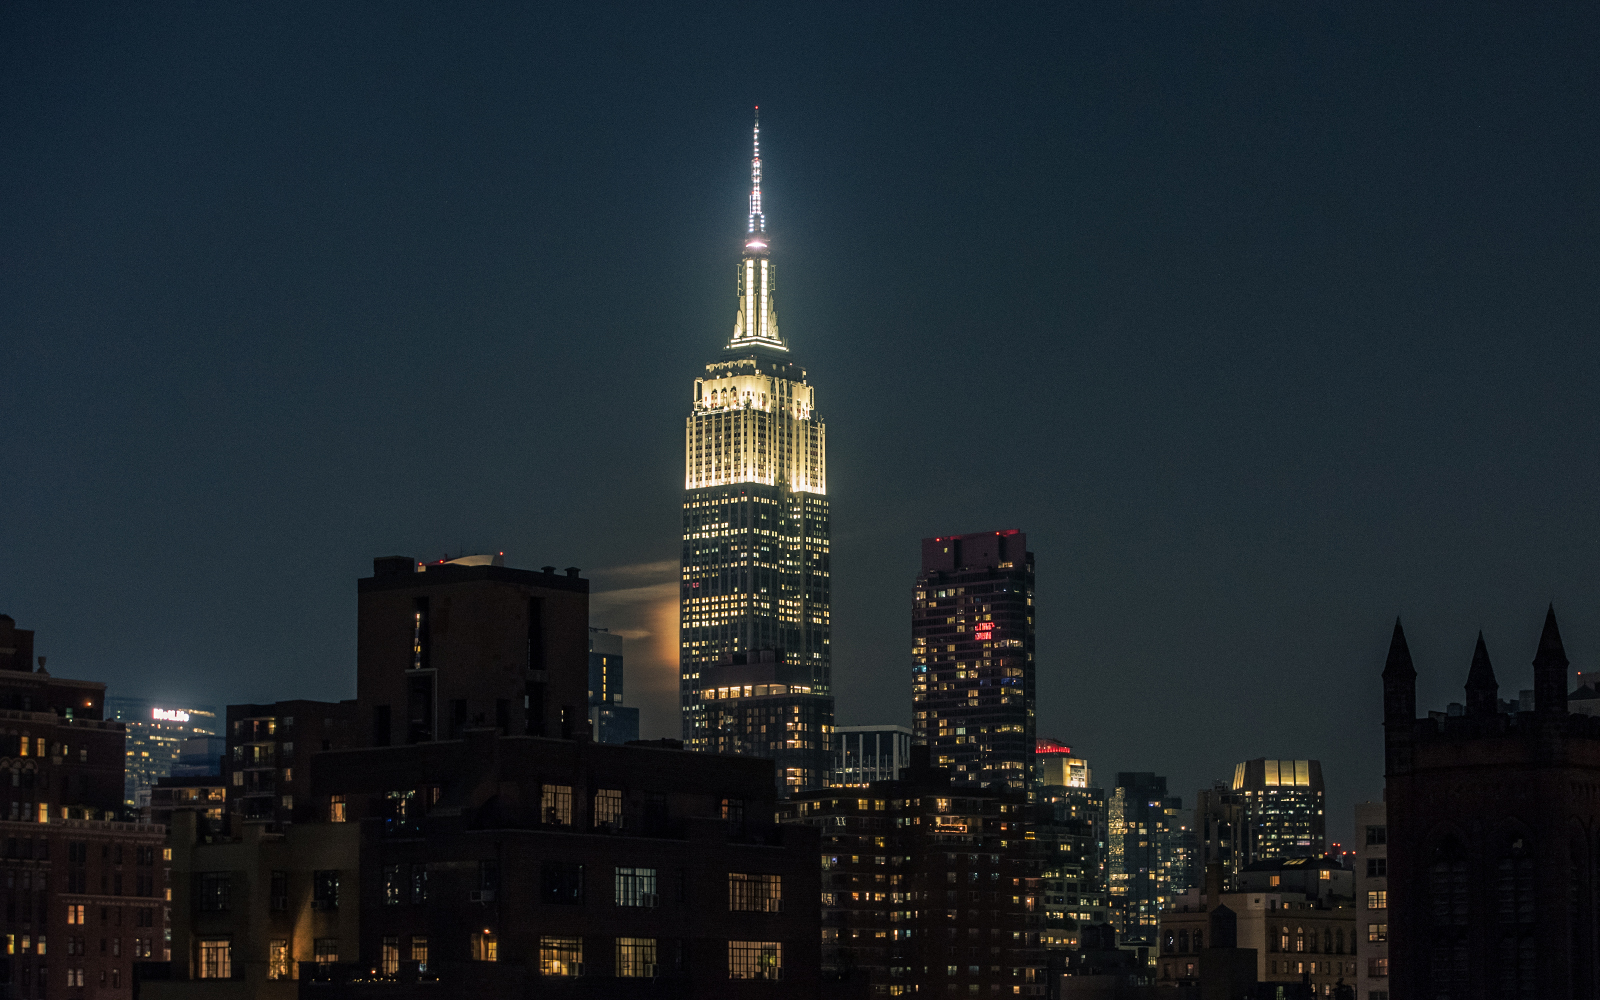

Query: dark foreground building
[157,557,823,998]
[779,747,1047,997]
[1383,607,1600,998]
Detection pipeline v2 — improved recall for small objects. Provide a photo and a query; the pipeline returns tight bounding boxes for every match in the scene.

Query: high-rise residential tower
[911,530,1036,789]
[680,111,832,793]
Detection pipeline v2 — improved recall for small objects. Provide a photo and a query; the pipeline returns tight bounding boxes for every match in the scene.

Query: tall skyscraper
[911,530,1036,789]
[680,110,832,793]
[1107,772,1187,950]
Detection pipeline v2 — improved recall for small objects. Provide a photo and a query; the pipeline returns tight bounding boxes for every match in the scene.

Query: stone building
[1382,608,1600,997]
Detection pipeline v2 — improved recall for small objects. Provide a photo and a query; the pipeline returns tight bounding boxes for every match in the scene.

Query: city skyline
[6,5,1600,851]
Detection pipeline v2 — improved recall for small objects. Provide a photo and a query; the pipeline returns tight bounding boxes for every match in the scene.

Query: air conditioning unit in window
[469,890,495,903]
[640,892,658,908]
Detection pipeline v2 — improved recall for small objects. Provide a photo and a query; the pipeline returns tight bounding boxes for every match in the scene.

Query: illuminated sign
[152,708,191,723]
[973,623,994,639]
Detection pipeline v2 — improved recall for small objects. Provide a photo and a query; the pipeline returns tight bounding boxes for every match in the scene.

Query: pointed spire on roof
[747,106,765,236]
[1465,631,1499,716]
[1533,603,1570,714]
[1383,618,1415,679]
[1534,603,1569,669]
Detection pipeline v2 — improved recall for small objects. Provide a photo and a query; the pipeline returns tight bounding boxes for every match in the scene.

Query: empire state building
[680,110,832,793]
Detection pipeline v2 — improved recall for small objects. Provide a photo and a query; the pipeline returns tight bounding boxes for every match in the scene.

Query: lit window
[199,939,232,979]
[541,785,573,826]
[1367,890,1388,909]
[268,939,290,980]
[729,873,782,912]
[617,937,657,978]
[381,936,400,975]
[314,938,338,964]
[540,936,582,976]
[410,936,429,970]
[593,789,622,827]
[729,940,782,980]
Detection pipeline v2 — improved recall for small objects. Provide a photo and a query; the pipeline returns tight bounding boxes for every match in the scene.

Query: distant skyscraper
[1107,772,1187,949]
[1198,758,1327,878]
[1034,740,1110,951]
[911,530,1035,789]
[679,110,832,793]
[106,697,221,809]
[588,627,639,743]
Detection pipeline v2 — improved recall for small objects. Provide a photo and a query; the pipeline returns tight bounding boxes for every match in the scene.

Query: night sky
[4,4,1599,845]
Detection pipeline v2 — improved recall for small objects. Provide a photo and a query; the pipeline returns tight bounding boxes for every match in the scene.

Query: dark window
[722,798,744,822]
[479,860,500,893]
[271,871,289,911]
[410,864,429,904]
[312,871,340,910]
[526,681,546,737]
[199,873,230,912]
[1366,858,1387,878]
[407,673,434,744]
[495,699,509,733]
[541,862,583,905]
[1366,825,1387,846]
[373,705,391,747]
[449,700,467,739]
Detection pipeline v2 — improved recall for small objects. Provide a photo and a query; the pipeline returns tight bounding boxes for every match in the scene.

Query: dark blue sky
[4,3,1598,843]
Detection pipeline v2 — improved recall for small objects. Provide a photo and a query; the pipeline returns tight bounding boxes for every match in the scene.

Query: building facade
[779,747,1047,997]
[153,813,362,999]
[1106,772,1186,951]
[1158,882,1357,990]
[698,650,833,792]
[911,531,1036,791]
[1353,800,1388,1000]
[1382,609,1600,998]
[306,731,821,996]
[359,557,590,746]
[105,699,220,811]
[679,112,832,794]
[223,699,358,825]
[587,628,638,744]
[1196,757,1328,887]
[829,725,913,787]
[0,617,173,999]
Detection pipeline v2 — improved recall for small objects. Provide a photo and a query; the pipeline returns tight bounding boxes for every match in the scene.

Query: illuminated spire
[729,107,784,351]
[748,106,765,235]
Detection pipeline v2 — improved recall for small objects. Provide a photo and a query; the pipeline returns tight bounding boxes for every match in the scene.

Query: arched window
[1496,833,1536,998]
[1177,929,1189,953]
[1295,926,1305,952]
[1323,928,1332,953]
[1335,927,1344,954]
[1193,929,1203,951]
[1428,834,1470,996]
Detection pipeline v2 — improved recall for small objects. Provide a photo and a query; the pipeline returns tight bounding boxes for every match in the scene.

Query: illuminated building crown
[729,106,785,352]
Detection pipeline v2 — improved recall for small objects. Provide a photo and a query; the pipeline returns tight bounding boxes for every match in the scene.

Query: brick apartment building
[0,614,171,999]
[778,746,1047,997]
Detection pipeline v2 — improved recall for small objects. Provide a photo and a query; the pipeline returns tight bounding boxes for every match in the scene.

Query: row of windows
[199,935,781,981]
